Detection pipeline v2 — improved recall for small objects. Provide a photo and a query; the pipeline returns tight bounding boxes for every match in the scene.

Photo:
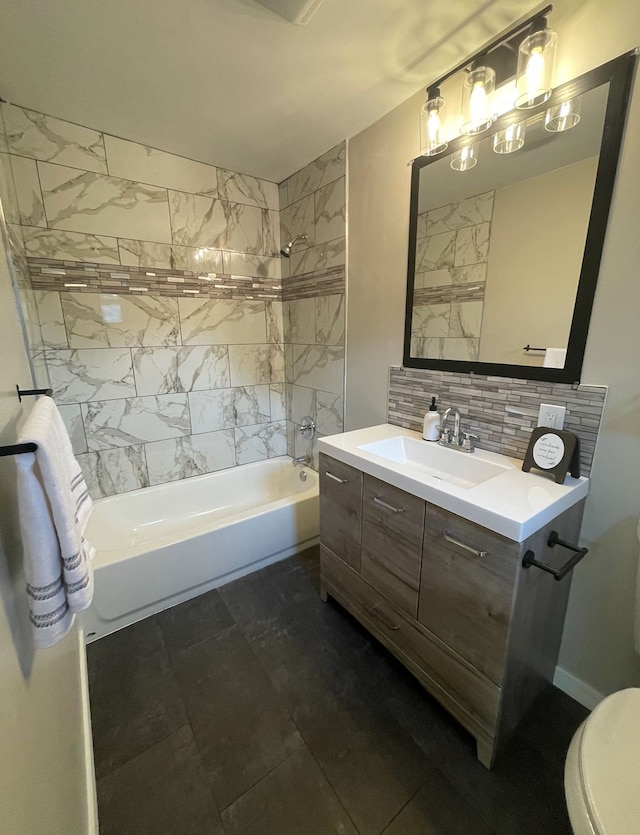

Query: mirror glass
[407,82,609,371]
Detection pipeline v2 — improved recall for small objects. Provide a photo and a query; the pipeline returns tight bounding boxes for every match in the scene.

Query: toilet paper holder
[522,531,589,581]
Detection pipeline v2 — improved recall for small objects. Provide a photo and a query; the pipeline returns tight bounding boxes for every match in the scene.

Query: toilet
[564,687,640,833]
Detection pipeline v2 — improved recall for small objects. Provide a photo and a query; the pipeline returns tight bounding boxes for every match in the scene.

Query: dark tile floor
[88,546,588,835]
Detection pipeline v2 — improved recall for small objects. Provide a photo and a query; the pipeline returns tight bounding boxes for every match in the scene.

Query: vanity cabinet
[319,452,585,768]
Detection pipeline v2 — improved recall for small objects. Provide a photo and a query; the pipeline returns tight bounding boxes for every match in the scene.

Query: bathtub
[79,457,319,641]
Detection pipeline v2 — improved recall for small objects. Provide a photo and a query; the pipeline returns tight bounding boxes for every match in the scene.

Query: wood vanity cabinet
[318,452,586,768]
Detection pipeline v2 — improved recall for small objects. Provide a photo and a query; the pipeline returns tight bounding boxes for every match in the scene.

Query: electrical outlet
[538,403,566,430]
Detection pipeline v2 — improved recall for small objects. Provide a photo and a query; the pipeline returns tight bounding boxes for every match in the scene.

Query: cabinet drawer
[361,475,425,618]
[321,545,500,733]
[419,505,519,685]
[319,453,363,571]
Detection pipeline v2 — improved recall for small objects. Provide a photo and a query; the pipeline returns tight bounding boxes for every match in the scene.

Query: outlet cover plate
[538,403,566,430]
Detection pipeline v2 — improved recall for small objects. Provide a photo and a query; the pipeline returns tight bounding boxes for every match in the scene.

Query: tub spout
[292,454,311,468]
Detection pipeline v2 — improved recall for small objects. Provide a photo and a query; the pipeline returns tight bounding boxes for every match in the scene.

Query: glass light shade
[545,97,582,132]
[420,95,448,156]
[493,121,526,154]
[460,67,496,135]
[450,145,478,172]
[515,28,557,109]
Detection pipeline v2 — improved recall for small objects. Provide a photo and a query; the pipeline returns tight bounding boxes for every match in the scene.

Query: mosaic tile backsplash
[388,366,605,477]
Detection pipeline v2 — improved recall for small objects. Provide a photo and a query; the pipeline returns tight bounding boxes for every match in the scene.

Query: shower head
[280,233,308,258]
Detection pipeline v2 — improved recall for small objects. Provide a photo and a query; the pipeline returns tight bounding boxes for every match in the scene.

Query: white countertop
[317,424,589,542]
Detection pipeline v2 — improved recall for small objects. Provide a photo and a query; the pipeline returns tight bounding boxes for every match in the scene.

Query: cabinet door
[319,453,363,571]
[418,505,518,685]
[361,475,425,618]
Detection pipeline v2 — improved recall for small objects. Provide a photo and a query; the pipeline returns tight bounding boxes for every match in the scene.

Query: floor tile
[170,626,304,809]
[221,746,358,835]
[157,587,236,653]
[88,617,187,778]
[381,770,495,835]
[97,725,224,835]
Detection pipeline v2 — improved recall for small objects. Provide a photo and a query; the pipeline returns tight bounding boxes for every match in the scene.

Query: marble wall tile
[414,268,452,290]
[35,290,69,348]
[285,142,346,205]
[262,208,280,257]
[118,239,222,273]
[222,251,280,280]
[10,155,46,226]
[0,152,19,223]
[269,383,286,422]
[228,344,284,386]
[82,393,190,450]
[278,181,288,211]
[446,337,480,360]
[179,298,266,345]
[451,263,487,285]
[290,345,344,395]
[47,347,135,403]
[289,236,345,277]
[145,430,236,485]
[189,385,270,433]
[266,301,284,344]
[104,135,218,196]
[411,303,450,338]
[39,162,172,242]
[168,190,226,248]
[286,383,315,425]
[284,298,315,344]
[77,445,149,499]
[409,336,479,361]
[23,226,120,263]
[415,230,456,273]
[223,202,263,254]
[61,292,180,348]
[217,169,278,210]
[234,421,287,465]
[426,191,494,235]
[133,345,230,395]
[280,194,315,249]
[315,294,344,345]
[449,301,483,338]
[58,403,87,454]
[454,222,490,267]
[315,391,344,436]
[31,350,51,390]
[314,178,345,246]
[3,104,107,173]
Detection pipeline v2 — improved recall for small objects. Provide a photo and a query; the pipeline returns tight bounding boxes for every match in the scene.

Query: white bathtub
[79,458,319,641]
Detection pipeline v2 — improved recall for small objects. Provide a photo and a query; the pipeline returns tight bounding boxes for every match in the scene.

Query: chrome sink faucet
[439,407,478,453]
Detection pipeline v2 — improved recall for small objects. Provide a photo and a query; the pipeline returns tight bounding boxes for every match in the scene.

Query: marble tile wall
[412,191,494,362]
[3,100,288,496]
[388,366,605,477]
[278,143,347,464]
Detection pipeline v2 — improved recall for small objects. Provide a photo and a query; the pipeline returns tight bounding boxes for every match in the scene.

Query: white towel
[543,348,567,368]
[16,397,95,648]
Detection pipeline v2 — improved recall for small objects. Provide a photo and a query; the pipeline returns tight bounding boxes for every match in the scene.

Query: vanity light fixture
[545,97,582,132]
[420,86,448,156]
[450,145,478,172]
[493,121,526,153]
[515,17,558,109]
[460,64,496,135]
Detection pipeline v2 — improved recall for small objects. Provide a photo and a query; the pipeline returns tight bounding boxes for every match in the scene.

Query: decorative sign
[522,428,580,484]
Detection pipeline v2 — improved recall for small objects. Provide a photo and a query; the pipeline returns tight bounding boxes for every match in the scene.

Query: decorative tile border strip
[27,258,282,299]
[388,366,606,477]
[414,283,485,304]
[282,266,345,300]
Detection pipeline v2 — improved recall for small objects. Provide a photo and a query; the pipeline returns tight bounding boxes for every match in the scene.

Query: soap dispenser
[422,396,441,441]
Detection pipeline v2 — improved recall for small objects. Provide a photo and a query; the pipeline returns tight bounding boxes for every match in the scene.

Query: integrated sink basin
[358,435,510,489]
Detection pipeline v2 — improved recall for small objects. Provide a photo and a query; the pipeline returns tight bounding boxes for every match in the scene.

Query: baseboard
[78,628,99,834]
[553,665,606,710]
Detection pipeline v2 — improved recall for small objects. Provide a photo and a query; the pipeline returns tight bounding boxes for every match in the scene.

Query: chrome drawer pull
[373,497,405,514]
[325,471,349,484]
[368,604,400,631]
[443,532,487,558]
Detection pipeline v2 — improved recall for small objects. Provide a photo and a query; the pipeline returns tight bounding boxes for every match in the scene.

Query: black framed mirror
[403,51,636,383]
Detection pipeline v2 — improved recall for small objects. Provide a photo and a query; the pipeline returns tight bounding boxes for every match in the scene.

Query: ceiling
[0,0,575,183]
